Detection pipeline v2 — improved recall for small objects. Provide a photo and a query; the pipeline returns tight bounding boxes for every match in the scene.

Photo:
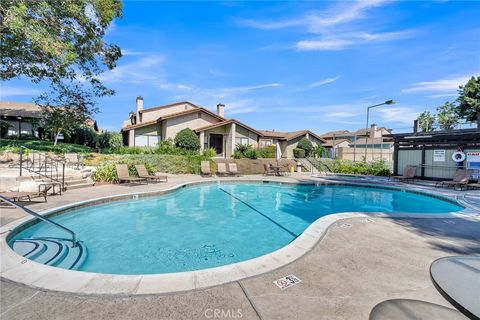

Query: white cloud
[296,30,415,51]
[402,76,471,93]
[98,55,165,83]
[239,0,390,32]
[239,0,413,52]
[378,107,420,125]
[306,77,340,89]
[1,86,41,97]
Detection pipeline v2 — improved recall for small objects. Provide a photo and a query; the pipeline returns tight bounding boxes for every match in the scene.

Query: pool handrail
[0,195,78,247]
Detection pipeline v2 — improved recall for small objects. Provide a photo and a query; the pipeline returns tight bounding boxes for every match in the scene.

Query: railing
[19,147,65,191]
[0,195,78,247]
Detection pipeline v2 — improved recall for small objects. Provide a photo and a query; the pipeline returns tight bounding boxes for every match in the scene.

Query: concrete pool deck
[1,174,479,319]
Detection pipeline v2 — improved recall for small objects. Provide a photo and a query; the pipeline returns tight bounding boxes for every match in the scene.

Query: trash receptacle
[296,162,302,173]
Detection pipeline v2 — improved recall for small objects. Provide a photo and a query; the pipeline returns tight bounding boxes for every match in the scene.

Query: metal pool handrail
[0,195,78,247]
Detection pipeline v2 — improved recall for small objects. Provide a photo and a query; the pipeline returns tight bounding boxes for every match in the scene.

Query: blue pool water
[11,183,462,274]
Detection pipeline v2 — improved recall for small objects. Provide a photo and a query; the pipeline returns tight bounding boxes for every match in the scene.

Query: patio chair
[435,169,470,189]
[115,164,147,184]
[227,163,240,176]
[264,163,276,176]
[216,163,228,176]
[135,164,168,182]
[390,166,417,183]
[64,153,83,169]
[201,161,211,176]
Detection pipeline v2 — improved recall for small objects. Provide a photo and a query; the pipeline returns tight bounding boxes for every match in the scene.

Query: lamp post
[364,100,395,161]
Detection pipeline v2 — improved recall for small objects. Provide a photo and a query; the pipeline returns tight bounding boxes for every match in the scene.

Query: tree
[174,128,200,150]
[37,83,97,146]
[417,111,435,132]
[437,102,459,130]
[456,76,480,122]
[1,0,122,97]
[297,137,313,156]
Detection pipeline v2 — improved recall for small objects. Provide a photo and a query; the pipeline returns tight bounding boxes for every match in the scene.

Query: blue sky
[2,0,479,133]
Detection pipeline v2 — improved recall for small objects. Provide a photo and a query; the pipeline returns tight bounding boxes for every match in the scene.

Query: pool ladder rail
[1,195,87,270]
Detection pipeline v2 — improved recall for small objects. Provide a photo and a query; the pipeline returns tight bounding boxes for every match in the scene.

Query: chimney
[217,103,225,118]
[413,119,419,134]
[370,123,378,138]
[136,96,144,112]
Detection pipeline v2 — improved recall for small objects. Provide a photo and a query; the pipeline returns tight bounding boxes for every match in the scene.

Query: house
[320,124,394,161]
[121,98,263,158]
[0,101,100,138]
[121,97,325,158]
[257,130,325,158]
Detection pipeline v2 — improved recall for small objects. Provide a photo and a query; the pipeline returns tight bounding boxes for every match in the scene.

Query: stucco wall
[140,103,198,123]
[164,112,220,139]
[235,126,258,148]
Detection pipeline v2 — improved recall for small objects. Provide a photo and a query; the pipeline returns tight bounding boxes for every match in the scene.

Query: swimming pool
[9,182,462,275]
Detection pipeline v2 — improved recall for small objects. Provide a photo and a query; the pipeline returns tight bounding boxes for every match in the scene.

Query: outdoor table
[430,256,480,319]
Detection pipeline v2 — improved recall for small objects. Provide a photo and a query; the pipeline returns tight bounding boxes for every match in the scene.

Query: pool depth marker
[219,188,298,238]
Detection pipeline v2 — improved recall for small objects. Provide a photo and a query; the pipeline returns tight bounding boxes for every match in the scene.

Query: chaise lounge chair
[227,163,240,176]
[216,163,228,176]
[263,164,273,176]
[390,166,417,183]
[201,161,211,176]
[0,182,52,203]
[115,164,147,184]
[435,169,470,190]
[135,164,168,182]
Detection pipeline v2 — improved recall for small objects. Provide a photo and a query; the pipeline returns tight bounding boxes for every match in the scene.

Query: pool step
[11,237,87,270]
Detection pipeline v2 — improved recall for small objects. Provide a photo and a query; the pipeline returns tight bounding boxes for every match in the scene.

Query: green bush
[68,125,98,148]
[233,150,243,159]
[297,138,313,155]
[91,154,206,182]
[293,148,305,158]
[202,147,216,158]
[97,131,123,151]
[174,128,200,150]
[257,145,276,158]
[332,159,390,176]
[244,148,258,159]
[0,139,91,154]
[312,145,327,158]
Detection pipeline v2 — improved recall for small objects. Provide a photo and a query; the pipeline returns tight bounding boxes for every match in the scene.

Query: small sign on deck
[274,274,301,289]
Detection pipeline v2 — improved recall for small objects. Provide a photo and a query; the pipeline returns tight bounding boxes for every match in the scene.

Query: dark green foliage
[456,76,480,122]
[174,128,200,150]
[297,138,313,155]
[97,131,123,151]
[293,148,305,158]
[312,145,327,158]
[257,145,276,158]
[244,148,258,159]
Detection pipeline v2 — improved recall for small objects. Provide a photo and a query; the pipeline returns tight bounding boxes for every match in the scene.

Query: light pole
[364,100,395,161]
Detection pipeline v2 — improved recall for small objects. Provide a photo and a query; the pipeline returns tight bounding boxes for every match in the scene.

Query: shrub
[97,131,123,151]
[312,145,327,158]
[69,125,98,148]
[331,159,390,176]
[202,147,216,158]
[297,138,313,156]
[257,145,276,158]
[0,139,91,154]
[293,148,305,158]
[233,150,243,159]
[174,128,200,150]
[244,148,258,159]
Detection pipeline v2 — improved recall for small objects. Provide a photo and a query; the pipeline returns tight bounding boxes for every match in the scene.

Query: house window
[235,137,249,145]
[134,135,161,147]
[260,139,273,147]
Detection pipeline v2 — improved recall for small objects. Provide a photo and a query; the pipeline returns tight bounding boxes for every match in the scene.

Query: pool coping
[1,177,479,296]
